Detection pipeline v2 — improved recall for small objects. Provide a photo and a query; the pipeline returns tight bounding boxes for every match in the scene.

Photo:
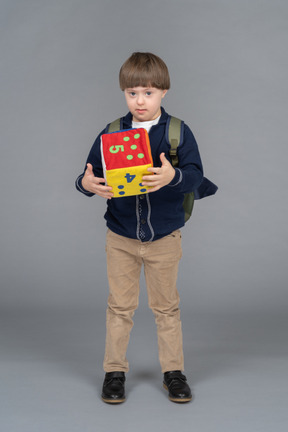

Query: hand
[141,153,175,192]
[81,163,113,199]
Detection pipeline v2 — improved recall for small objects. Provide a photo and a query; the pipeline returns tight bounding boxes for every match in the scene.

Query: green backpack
[107,115,194,222]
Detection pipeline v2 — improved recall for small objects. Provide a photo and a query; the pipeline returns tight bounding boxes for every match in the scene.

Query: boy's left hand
[141,152,175,192]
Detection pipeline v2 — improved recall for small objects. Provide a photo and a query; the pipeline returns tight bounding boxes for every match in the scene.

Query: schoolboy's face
[124,86,167,122]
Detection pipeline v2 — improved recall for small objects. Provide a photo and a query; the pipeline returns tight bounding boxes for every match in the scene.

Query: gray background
[1,0,287,431]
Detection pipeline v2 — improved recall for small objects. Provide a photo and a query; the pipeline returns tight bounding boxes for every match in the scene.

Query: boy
[76,52,212,404]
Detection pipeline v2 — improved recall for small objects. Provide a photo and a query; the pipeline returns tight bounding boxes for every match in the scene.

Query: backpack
[107,115,216,222]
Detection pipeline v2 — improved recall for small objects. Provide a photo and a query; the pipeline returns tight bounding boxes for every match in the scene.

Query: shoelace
[166,373,187,388]
[105,377,125,385]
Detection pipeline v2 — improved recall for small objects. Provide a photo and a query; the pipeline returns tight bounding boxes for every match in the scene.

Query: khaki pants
[103,229,184,373]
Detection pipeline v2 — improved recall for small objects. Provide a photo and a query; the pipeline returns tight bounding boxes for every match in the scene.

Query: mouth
[136,109,147,113]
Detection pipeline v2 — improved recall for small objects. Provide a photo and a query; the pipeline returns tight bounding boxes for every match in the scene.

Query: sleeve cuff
[168,168,183,187]
[75,175,95,197]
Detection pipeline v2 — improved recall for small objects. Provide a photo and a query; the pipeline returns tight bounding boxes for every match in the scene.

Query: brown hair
[119,52,170,91]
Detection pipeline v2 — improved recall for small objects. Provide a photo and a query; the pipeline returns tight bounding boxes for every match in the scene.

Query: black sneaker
[163,370,192,403]
[101,372,126,404]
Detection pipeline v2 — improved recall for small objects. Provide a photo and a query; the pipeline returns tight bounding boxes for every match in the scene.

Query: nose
[137,94,144,105]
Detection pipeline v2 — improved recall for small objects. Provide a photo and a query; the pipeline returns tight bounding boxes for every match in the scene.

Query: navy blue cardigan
[76,108,213,242]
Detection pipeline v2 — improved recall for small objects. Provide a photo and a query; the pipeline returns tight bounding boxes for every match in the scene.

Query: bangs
[120,69,162,90]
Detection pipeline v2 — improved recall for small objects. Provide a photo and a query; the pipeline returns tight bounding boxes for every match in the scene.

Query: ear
[162,90,168,99]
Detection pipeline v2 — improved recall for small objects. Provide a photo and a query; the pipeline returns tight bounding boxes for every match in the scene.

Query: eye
[146,91,152,96]
[129,92,136,97]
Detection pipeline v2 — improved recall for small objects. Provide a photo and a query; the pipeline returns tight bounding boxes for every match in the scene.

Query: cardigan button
[141,219,146,225]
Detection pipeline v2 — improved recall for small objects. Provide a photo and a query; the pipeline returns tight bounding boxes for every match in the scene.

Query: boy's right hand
[81,163,113,199]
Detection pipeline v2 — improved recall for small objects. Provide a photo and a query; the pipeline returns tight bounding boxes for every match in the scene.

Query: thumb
[160,152,168,165]
[86,163,94,175]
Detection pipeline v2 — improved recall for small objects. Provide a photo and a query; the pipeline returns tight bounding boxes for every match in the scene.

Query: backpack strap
[166,116,184,167]
[166,116,195,222]
[106,118,122,133]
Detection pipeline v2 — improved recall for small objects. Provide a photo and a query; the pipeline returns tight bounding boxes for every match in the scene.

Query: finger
[142,175,161,183]
[142,180,162,188]
[98,189,114,199]
[93,176,107,184]
[146,167,161,175]
[94,184,113,192]
[99,193,114,199]
[94,188,114,198]
[147,185,161,193]
[86,163,94,174]
[159,152,167,164]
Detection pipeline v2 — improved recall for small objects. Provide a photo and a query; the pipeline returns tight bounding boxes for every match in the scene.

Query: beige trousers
[103,229,184,373]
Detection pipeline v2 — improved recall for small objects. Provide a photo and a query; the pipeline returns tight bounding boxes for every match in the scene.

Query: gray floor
[1,307,287,432]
